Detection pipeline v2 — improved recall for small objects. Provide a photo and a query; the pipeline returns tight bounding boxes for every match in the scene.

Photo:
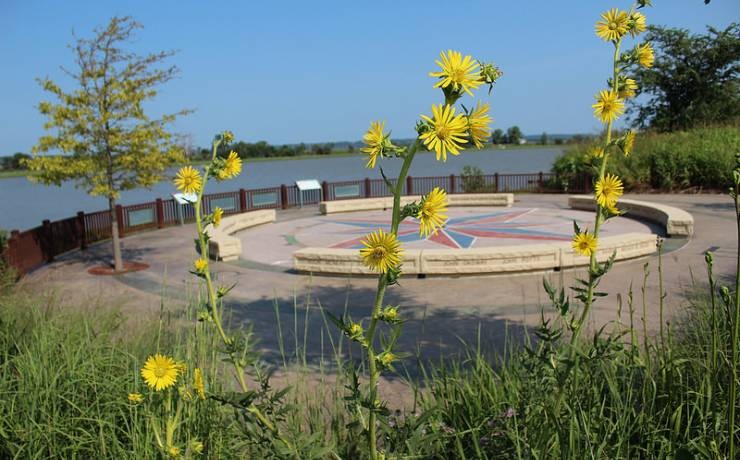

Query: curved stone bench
[204,209,276,262]
[293,233,657,275]
[568,196,694,237]
[319,193,514,215]
[294,248,423,275]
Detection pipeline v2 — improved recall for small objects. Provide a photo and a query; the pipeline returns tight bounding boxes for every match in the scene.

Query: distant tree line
[491,126,524,145]
[192,140,336,160]
[0,153,31,170]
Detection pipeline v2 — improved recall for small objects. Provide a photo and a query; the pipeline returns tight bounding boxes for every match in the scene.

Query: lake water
[0,146,563,231]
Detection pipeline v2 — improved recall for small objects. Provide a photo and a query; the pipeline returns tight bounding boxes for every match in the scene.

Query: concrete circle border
[290,194,693,276]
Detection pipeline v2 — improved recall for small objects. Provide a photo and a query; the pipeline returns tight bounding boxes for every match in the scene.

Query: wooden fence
[1,171,590,276]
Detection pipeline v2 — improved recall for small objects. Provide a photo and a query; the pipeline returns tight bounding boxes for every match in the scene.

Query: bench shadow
[693,201,735,212]
[223,282,533,382]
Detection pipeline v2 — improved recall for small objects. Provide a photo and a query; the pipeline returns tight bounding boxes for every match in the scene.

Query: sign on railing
[128,208,155,227]
[334,184,361,198]
[252,191,278,207]
[210,196,237,212]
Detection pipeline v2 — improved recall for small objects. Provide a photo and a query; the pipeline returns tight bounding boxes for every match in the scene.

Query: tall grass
[0,282,245,458]
[0,260,736,458]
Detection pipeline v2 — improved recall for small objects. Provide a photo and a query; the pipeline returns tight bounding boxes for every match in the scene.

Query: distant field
[0,170,36,179]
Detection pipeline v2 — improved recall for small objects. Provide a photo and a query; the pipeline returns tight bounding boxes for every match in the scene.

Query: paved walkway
[26,193,737,374]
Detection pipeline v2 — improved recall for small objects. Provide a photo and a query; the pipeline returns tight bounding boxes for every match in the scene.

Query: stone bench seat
[293,233,657,275]
[319,193,514,215]
[568,196,694,237]
[203,209,276,261]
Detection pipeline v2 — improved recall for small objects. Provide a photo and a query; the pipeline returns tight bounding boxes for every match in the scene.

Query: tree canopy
[629,23,739,131]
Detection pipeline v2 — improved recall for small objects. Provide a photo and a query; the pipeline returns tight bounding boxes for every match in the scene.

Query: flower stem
[570,39,621,347]
[729,188,740,459]
[193,139,284,443]
[364,142,418,460]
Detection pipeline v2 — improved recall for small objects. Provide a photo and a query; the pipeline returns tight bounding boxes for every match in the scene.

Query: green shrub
[551,125,740,191]
[460,165,495,193]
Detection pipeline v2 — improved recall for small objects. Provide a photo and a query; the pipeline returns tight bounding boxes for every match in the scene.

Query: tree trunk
[109,196,124,271]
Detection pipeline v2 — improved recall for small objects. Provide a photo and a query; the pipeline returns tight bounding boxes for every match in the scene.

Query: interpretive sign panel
[172,193,197,204]
[295,179,323,208]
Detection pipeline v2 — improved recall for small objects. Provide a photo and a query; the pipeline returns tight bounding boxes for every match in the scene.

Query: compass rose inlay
[328,208,575,249]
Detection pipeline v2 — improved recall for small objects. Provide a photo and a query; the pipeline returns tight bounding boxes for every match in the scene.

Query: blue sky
[1,0,737,154]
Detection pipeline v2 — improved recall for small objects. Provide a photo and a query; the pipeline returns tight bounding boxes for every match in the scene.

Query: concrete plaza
[26,193,737,372]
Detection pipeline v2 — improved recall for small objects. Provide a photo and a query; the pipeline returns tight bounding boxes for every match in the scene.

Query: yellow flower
[219,151,242,179]
[420,104,468,162]
[174,166,202,194]
[381,306,399,322]
[179,385,194,402]
[190,440,204,455]
[595,174,624,208]
[128,392,144,403]
[361,121,392,169]
[587,146,606,159]
[429,50,482,96]
[635,42,654,68]
[418,187,448,237]
[621,131,636,156]
[619,78,638,99]
[595,8,629,42]
[592,90,625,123]
[193,368,206,400]
[194,258,208,273]
[141,354,180,391]
[168,446,181,458]
[349,323,363,337]
[467,102,492,149]
[221,131,234,144]
[212,207,223,227]
[378,352,397,367]
[628,11,647,37]
[606,201,621,215]
[572,232,598,257]
[359,229,403,274]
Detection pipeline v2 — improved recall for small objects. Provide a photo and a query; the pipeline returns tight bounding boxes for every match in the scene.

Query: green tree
[539,132,549,145]
[27,17,188,271]
[629,23,739,131]
[506,126,523,144]
[491,128,505,144]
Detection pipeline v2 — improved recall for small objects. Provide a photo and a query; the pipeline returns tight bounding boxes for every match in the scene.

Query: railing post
[583,172,591,193]
[42,219,54,263]
[155,198,164,229]
[116,204,126,238]
[7,230,20,272]
[77,211,87,250]
[322,181,329,202]
[364,177,372,198]
[538,171,544,192]
[280,184,289,209]
[449,174,456,194]
[406,176,413,195]
[239,188,247,212]
[494,173,499,192]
